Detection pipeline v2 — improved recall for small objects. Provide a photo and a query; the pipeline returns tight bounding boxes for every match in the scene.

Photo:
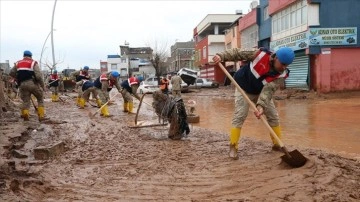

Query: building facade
[169,41,196,73]
[266,0,360,92]
[193,14,242,83]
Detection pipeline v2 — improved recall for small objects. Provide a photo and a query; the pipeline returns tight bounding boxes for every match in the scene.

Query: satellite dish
[250,0,258,9]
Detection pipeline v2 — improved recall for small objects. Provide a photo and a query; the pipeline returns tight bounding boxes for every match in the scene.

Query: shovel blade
[281,149,307,168]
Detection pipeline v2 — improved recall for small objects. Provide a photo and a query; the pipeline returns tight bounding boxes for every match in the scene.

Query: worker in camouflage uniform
[9,50,46,121]
[170,73,182,97]
[48,70,59,102]
[212,47,295,159]
[120,75,141,113]
[94,71,121,117]
[76,79,101,109]
[70,66,90,106]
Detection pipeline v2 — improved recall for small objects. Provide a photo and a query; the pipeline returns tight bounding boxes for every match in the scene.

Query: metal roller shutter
[285,55,309,89]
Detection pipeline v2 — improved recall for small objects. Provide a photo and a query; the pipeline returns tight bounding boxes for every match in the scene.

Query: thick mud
[0,88,359,201]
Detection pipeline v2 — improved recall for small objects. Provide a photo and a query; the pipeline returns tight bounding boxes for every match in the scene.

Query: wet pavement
[184,89,360,158]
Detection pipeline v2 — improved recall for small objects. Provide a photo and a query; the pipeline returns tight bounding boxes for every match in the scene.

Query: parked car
[189,78,219,88]
[137,81,160,94]
[144,77,159,86]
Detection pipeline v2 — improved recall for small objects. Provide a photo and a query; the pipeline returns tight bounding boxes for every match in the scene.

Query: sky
[0,0,255,71]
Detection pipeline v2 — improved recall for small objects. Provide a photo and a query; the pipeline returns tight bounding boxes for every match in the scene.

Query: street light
[40,29,56,71]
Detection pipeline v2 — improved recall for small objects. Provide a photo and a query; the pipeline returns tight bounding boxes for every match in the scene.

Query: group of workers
[10,45,295,160]
[9,50,143,120]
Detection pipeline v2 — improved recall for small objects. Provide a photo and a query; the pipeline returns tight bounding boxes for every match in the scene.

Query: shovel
[88,92,120,118]
[217,62,307,168]
[30,96,38,111]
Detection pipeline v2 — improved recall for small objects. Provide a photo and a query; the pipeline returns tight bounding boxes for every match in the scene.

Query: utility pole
[51,0,57,71]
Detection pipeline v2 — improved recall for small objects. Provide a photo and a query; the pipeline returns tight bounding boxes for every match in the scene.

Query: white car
[144,77,159,86]
[189,78,220,88]
[137,81,160,94]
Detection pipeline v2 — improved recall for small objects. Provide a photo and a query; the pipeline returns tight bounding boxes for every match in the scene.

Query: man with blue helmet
[93,71,122,117]
[9,50,47,121]
[213,47,295,159]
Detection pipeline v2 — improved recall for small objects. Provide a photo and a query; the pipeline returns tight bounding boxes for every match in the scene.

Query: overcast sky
[1,0,254,71]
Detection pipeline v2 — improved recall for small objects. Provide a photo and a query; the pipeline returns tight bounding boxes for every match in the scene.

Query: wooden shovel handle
[91,92,120,117]
[217,62,285,147]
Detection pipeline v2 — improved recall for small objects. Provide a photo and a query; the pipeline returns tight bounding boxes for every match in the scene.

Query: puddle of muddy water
[184,95,360,158]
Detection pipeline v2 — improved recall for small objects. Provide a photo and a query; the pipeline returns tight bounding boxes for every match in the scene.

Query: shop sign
[308,27,357,46]
[270,31,308,51]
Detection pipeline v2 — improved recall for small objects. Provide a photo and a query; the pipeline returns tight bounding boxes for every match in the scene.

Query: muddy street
[1,87,360,201]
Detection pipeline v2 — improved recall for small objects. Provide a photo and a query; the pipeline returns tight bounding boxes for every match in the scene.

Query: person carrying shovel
[212,47,295,160]
[93,71,121,117]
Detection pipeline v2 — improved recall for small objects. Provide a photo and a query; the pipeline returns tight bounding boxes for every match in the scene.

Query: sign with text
[308,27,357,46]
[270,31,308,52]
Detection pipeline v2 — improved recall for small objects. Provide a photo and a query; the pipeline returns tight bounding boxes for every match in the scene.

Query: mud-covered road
[1,87,359,201]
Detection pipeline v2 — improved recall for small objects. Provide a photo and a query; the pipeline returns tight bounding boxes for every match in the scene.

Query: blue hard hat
[23,50,32,57]
[53,70,58,73]
[111,71,120,78]
[276,47,295,65]
[137,76,144,82]
[83,66,89,70]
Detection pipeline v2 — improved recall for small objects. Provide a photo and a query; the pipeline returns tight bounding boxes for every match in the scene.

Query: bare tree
[147,40,169,84]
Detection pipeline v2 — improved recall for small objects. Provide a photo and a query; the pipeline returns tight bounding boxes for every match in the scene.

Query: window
[272,0,307,35]
[111,64,117,70]
[226,42,232,50]
[263,6,269,20]
[202,46,207,59]
[241,25,258,50]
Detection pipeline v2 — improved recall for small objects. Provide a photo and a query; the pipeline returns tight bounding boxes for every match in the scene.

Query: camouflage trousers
[95,88,110,104]
[172,90,181,98]
[232,90,279,128]
[121,88,133,103]
[82,87,98,101]
[50,86,59,95]
[19,80,44,110]
[75,84,83,98]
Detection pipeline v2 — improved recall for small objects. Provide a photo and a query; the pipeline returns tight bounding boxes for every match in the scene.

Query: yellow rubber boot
[79,98,86,109]
[96,99,102,108]
[21,109,30,121]
[123,102,128,112]
[51,94,56,102]
[37,106,45,121]
[101,105,110,117]
[229,127,241,159]
[270,125,282,151]
[54,94,59,102]
[128,102,134,113]
[75,97,80,106]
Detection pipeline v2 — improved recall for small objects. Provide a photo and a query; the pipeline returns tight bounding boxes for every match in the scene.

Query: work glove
[212,54,222,63]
